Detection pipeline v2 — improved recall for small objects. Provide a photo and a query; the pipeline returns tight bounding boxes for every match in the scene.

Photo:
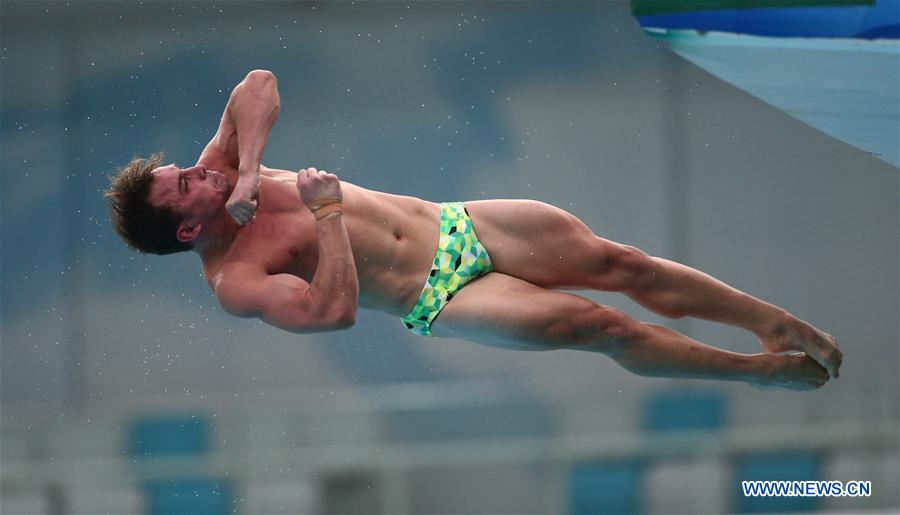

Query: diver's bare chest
[202,228,318,298]
[203,207,320,288]
[243,174,319,278]
[243,212,319,280]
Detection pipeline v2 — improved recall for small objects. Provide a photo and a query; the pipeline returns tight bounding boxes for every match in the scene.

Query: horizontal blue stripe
[146,478,232,515]
[735,452,822,512]
[127,415,209,457]
[642,390,727,432]
[637,0,900,38]
[570,460,645,514]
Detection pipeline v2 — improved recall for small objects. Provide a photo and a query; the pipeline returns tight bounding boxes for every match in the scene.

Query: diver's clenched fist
[297,167,343,220]
[226,174,260,225]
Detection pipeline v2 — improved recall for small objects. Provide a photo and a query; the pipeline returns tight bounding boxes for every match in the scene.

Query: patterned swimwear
[401,202,494,336]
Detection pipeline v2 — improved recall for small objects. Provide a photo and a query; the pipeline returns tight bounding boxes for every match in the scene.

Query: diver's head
[105,153,230,255]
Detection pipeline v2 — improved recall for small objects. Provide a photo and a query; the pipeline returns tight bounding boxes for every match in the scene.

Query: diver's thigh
[463,199,600,288]
[429,271,602,351]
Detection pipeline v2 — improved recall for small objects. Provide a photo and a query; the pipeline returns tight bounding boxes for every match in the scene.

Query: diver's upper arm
[215,266,353,333]
[198,70,278,169]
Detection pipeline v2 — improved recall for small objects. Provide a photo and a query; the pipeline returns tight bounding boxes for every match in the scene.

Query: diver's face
[148,163,231,232]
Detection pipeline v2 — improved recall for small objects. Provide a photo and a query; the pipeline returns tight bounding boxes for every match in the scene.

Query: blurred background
[1,1,897,514]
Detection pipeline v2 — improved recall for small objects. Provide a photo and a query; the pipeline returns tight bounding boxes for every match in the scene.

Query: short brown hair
[104,152,193,255]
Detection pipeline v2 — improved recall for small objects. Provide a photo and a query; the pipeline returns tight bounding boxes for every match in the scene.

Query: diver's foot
[750,352,830,391]
[758,315,843,379]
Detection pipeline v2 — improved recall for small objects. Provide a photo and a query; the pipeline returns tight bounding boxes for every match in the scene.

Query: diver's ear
[176,222,202,243]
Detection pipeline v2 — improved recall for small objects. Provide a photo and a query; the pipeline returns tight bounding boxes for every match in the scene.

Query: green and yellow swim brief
[401,202,494,337]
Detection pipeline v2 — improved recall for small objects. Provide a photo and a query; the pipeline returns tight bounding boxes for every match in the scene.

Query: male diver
[106,70,842,390]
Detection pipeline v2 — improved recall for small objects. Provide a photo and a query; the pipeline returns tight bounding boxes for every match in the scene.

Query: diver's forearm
[308,214,359,315]
[229,71,281,176]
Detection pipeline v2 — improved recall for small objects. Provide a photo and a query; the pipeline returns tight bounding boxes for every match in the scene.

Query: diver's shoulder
[203,255,263,292]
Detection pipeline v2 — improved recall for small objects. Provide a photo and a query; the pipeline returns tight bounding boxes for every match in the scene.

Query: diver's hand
[297,167,343,221]
[226,174,260,225]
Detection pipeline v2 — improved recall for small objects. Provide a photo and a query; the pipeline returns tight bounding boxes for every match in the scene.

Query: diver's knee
[567,303,642,352]
[590,240,660,292]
